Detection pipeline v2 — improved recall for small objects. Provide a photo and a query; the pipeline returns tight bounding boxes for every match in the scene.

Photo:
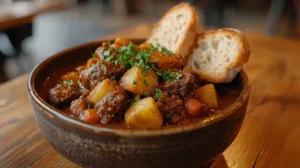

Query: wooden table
[0,0,68,31]
[1,24,300,168]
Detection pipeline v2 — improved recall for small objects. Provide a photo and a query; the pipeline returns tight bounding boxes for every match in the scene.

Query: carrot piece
[184,98,206,117]
[79,109,99,123]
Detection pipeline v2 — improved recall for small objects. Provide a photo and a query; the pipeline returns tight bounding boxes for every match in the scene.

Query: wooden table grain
[1,24,300,168]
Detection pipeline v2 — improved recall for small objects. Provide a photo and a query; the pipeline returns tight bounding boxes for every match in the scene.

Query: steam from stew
[44,38,240,129]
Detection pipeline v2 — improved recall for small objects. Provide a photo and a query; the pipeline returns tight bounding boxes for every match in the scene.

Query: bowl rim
[28,39,251,137]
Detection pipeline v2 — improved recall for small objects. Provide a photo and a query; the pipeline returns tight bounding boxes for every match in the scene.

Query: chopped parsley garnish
[144,92,150,97]
[59,80,74,86]
[132,80,137,85]
[142,69,148,76]
[154,88,163,100]
[105,55,114,62]
[87,103,91,109]
[103,50,111,57]
[67,80,74,86]
[92,53,97,58]
[110,76,116,81]
[90,64,96,74]
[143,79,149,87]
[160,46,172,55]
[156,70,182,81]
[147,44,172,55]
[114,59,118,66]
[130,96,140,106]
[148,44,158,52]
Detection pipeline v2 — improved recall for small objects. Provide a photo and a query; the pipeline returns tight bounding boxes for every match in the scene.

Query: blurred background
[0,0,299,83]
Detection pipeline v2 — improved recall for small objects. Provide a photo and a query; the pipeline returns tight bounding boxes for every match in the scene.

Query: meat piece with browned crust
[162,70,196,98]
[70,96,88,116]
[79,61,126,89]
[156,91,187,124]
[49,81,81,106]
[94,88,127,124]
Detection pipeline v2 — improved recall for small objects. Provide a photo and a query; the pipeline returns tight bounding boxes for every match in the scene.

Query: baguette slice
[147,3,199,60]
[187,28,250,83]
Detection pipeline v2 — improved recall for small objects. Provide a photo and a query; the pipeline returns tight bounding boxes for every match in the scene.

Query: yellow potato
[88,79,116,104]
[119,66,159,95]
[195,84,219,109]
[125,97,163,129]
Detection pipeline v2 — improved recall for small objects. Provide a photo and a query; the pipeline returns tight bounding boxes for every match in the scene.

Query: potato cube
[120,66,159,95]
[88,79,116,104]
[125,97,163,129]
[195,84,219,109]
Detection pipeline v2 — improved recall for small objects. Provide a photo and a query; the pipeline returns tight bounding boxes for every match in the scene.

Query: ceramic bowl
[28,39,250,168]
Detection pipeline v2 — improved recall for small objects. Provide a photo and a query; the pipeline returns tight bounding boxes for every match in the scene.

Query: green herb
[105,55,114,62]
[160,71,182,81]
[137,50,150,63]
[144,92,150,97]
[100,63,107,71]
[130,96,140,106]
[155,70,163,77]
[142,69,148,76]
[92,53,97,58]
[58,80,74,86]
[132,80,137,85]
[110,76,116,81]
[160,46,172,55]
[148,44,158,52]
[67,80,74,86]
[103,50,111,57]
[143,79,149,87]
[154,88,163,100]
[114,59,118,66]
[90,64,96,74]
[87,103,91,109]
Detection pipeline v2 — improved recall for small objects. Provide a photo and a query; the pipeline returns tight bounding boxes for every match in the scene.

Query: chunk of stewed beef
[70,96,88,116]
[79,61,126,89]
[94,88,127,124]
[162,70,196,98]
[49,81,81,106]
[156,91,188,124]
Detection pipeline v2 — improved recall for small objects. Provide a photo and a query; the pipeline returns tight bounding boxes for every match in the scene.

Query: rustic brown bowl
[28,39,250,168]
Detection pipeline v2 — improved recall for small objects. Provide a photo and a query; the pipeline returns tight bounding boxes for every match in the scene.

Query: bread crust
[147,3,199,60]
[189,28,250,83]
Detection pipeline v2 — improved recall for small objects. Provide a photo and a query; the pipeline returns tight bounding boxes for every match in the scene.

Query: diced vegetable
[61,72,79,82]
[138,43,151,50]
[195,84,219,109]
[149,51,183,71]
[119,66,159,95]
[113,37,131,49]
[79,109,99,123]
[88,79,116,104]
[86,58,98,68]
[125,97,163,129]
[184,98,206,117]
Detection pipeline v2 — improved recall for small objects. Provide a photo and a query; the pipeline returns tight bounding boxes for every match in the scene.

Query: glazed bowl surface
[28,39,250,168]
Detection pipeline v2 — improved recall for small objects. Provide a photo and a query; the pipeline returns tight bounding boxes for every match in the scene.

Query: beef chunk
[49,81,81,106]
[70,96,88,116]
[156,91,187,124]
[162,70,196,98]
[94,88,127,124]
[79,61,126,89]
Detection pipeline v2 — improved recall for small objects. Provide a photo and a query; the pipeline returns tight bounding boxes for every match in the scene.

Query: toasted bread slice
[147,3,199,60]
[186,28,250,83]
